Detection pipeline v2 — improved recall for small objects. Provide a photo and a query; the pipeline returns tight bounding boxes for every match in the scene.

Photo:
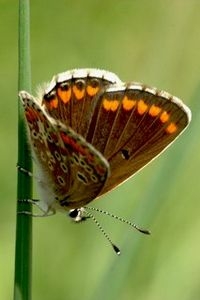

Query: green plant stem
[14,0,32,299]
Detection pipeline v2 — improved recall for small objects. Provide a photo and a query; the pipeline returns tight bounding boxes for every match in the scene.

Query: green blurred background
[1,1,200,299]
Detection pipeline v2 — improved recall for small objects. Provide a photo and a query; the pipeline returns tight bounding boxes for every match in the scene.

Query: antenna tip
[112,243,121,255]
[138,228,151,235]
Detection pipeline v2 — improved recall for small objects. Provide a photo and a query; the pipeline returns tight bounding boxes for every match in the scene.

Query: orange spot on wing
[165,122,177,134]
[160,111,170,123]
[86,85,99,97]
[60,137,106,176]
[73,86,85,100]
[122,96,136,111]
[103,99,119,111]
[43,96,58,109]
[60,132,87,156]
[50,98,58,109]
[149,104,161,117]
[58,87,71,104]
[137,99,148,115]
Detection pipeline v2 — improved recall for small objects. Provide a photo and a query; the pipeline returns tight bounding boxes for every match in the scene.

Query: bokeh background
[1,1,200,299]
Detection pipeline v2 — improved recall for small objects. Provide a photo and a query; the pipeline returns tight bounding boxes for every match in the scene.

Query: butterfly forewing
[40,70,190,198]
[42,69,121,138]
[86,84,190,195]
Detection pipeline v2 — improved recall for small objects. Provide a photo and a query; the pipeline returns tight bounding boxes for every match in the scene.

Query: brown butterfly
[19,69,191,253]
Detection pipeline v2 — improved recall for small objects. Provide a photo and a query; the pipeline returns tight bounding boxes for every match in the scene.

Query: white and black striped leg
[17,165,33,177]
[17,164,45,184]
[17,165,55,217]
[18,199,56,217]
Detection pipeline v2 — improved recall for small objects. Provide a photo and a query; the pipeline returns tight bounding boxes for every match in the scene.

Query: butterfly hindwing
[19,91,110,210]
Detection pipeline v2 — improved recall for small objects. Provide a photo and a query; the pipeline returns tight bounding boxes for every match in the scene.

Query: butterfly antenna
[85,206,150,235]
[84,209,120,255]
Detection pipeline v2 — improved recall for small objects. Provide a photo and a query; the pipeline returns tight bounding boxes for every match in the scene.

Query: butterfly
[19,69,191,252]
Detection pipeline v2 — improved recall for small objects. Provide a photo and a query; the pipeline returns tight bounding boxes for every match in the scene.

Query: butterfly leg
[17,199,55,217]
[17,164,33,177]
[17,165,55,217]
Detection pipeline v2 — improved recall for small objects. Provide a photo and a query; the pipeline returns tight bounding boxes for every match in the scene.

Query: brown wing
[38,69,191,200]
[19,91,110,210]
[41,69,121,138]
[84,83,191,196]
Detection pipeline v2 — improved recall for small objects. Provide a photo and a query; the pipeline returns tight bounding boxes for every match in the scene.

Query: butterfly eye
[68,208,79,218]
[68,208,88,222]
